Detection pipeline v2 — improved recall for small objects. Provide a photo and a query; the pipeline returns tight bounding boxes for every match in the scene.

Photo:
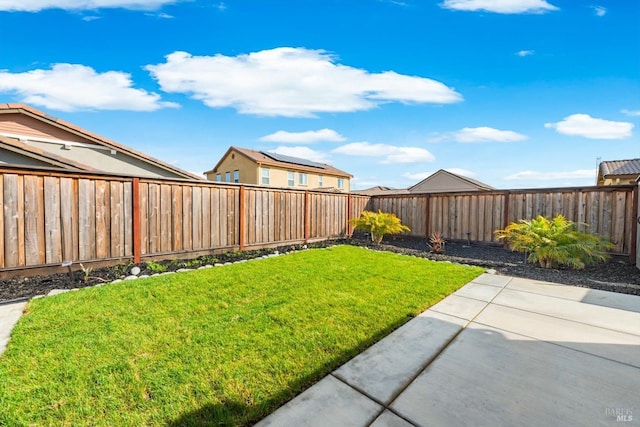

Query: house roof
[599,159,640,177]
[408,169,494,192]
[0,103,203,180]
[351,186,409,196]
[206,146,353,178]
[0,134,96,171]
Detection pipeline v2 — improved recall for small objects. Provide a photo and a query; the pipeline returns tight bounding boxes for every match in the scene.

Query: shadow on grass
[166,399,250,427]
[165,313,417,427]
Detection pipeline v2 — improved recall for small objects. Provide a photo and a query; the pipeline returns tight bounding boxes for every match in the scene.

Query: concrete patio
[256,273,640,426]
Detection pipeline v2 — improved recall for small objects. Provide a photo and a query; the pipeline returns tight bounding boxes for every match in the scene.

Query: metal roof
[600,159,640,177]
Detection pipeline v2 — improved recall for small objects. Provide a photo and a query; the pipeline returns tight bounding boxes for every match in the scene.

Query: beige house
[205,146,352,191]
[597,159,640,186]
[0,103,202,180]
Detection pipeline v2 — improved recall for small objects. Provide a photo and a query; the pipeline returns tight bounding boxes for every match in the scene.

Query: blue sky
[0,0,638,190]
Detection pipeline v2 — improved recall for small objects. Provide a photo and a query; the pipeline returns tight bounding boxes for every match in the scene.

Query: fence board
[23,175,44,265]
[78,179,96,260]
[182,185,193,251]
[95,180,110,259]
[148,183,160,254]
[60,178,77,262]
[0,177,4,267]
[172,185,183,251]
[192,186,202,250]
[109,181,123,258]
[211,187,221,247]
[160,184,172,253]
[44,177,62,264]
[123,181,133,257]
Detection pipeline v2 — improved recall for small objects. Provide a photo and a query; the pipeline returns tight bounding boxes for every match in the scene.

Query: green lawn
[0,245,483,426]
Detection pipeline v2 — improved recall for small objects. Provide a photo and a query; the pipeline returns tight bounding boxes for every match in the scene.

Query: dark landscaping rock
[0,237,637,302]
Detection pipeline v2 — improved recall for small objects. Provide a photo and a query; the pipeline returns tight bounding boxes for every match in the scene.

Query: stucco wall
[0,150,53,167]
[412,173,480,193]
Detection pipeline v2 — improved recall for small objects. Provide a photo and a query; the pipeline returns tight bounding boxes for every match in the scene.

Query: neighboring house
[597,159,640,186]
[351,186,409,196]
[353,169,494,195]
[0,103,202,180]
[204,146,352,192]
[408,169,494,193]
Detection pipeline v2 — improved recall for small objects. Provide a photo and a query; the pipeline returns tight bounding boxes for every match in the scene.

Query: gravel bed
[1,237,638,302]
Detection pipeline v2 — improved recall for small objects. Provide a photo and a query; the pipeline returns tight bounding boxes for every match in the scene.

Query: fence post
[347,193,352,237]
[630,185,638,265]
[502,190,510,248]
[132,177,141,264]
[239,185,245,251]
[425,194,431,238]
[304,190,310,243]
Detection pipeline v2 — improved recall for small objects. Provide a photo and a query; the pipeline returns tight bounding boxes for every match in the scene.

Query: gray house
[353,169,494,195]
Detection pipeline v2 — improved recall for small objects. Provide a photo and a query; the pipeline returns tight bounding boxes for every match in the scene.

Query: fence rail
[367,186,637,258]
[0,167,370,273]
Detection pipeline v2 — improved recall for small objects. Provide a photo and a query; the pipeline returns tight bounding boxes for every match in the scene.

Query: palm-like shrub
[494,214,613,269]
[349,210,410,244]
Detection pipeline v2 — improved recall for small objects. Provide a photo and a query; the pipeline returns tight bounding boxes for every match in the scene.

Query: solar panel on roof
[261,151,326,169]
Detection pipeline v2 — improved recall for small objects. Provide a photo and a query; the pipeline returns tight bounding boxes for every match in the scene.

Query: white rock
[203,264,213,268]
[486,268,497,275]
[47,289,70,296]
[124,275,138,281]
[111,279,123,284]
[176,268,193,273]
[130,266,141,276]
[139,275,150,279]
[214,263,224,267]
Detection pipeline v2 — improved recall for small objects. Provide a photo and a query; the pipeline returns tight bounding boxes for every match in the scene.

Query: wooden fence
[367,186,638,259]
[0,167,369,274]
[1,164,637,275]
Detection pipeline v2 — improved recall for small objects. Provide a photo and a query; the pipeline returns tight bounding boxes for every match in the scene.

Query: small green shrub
[145,260,167,273]
[494,214,614,269]
[349,210,410,244]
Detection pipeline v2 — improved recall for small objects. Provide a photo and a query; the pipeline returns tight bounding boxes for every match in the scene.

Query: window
[261,168,270,185]
[337,178,345,189]
[233,170,239,183]
[216,173,221,182]
[299,173,308,185]
[318,175,323,187]
[287,171,295,186]
[225,171,231,182]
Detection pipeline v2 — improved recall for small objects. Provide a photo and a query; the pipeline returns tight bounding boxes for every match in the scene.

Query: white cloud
[430,126,527,143]
[621,109,640,117]
[505,170,595,180]
[259,129,345,144]
[544,114,634,139]
[0,0,182,12]
[271,146,329,163]
[81,15,101,21]
[592,6,606,16]
[516,50,535,57]
[441,0,558,14]
[0,63,178,112]
[332,142,435,164]
[145,47,463,117]
[403,168,477,181]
